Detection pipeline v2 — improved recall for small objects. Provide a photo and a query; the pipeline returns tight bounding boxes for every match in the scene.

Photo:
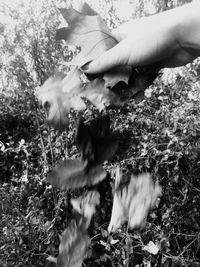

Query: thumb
[81,40,129,74]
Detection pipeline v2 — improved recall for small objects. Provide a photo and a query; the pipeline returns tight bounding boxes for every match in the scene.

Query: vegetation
[0,0,200,266]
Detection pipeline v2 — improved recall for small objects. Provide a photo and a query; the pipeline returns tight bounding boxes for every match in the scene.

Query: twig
[125,225,130,267]
[47,125,54,166]
[35,112,48,166]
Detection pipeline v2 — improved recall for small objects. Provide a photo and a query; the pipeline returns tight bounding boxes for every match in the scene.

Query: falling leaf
[71,190,100,227]
[142,241,159,255]
[76,115,118,170]
[36,76,71,129]
[108,168,162,232]
[36,69,86,129]
[57,219,90,267]
[37,67,121,129]
[46,158,107,190]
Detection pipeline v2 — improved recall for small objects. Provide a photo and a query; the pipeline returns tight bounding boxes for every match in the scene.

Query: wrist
[174,3,200,55]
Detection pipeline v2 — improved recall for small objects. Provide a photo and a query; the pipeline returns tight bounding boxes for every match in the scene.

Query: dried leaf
[73,1,98,16]
[57,219,90,267]
[56,4,130,87]
[56,7,116,67]
[142,241,160,255]
[103,65,132,89]
[37,67,121,129]
[71,190,100,227]
[46,158,107,190]
[76,115,118,170]
[112,68,161,103]
[81,78,122,110]
[129,68,161,102]
[108,170,162,232]
[36,76,70,129]
[36,68,86,129]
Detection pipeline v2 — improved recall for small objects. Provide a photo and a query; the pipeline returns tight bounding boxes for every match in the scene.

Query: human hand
[82,3,200,74]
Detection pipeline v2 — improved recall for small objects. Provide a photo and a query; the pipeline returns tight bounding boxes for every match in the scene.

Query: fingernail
[80,61,92,71]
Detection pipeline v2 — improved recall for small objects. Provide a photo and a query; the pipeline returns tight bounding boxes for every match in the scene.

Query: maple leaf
[76,115,118,170]
[81,78,122,109]
[112,68,161,103]
[36,69,86,129]
[56,7,116,67]
[46,158,107,190]
[108,167,162,232]
[37,67,121,129]
[35,76,70,129]
[129,68,161,102]
[57,219,90,267]
[73,1,98,16]
[56,3,131,87]
[71,190,100,227]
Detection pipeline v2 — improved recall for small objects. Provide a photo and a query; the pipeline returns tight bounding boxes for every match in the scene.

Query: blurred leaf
[57,219,90,267]
[108,168,162,232]
[76,115,118,170]
[46,158,106,190]
[37,67,121,129]
[71,190,100,227]
[36,68,85,129]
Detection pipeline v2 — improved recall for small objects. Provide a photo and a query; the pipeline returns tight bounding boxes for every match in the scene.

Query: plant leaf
[71,190,100,227]
[56,4,130,87]
[36,67,121,129]
[36,68,86,129]
[76,115,118,170]
[46,158,107,190]
[129,68,161,102]
[56,7,116,67]
[36,76,70,130]
[81,78,122,110]
[108,170,162,232]
[112,68,161,103]
[103,65,132,89]
[57,219,90,267]
[37,67,121,129]
[73,1,98,16]
[142,241,160,255]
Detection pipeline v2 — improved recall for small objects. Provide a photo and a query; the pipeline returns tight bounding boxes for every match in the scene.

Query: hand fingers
[111,18,152,41]
[81,40,130,74]
[111,22,132,41]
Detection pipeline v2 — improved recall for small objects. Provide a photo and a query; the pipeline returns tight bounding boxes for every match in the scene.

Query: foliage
[1,0,200,267]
